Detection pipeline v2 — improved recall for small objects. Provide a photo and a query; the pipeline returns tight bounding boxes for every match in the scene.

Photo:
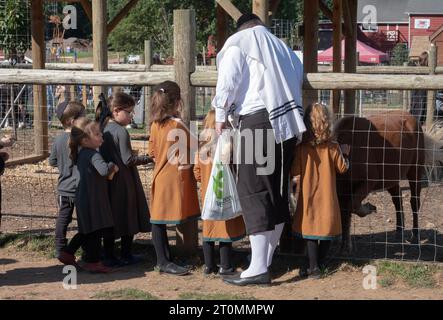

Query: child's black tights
[203,241,232,270]
[306,239,331,271]
[152,224,171,266]
[103,235,134,259]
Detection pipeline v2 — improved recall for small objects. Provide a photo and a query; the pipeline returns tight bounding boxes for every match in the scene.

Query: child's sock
[121,235,134,258]
[306,239,319,271]
[318,240,331,266]
[219,242,232,270]
[152,224,169,266]
[103,237,116,259]
[241,231,271,278]
[267,222,285,267]
[202,241,215,269]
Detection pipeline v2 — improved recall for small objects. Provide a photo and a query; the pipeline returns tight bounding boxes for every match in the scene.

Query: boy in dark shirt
[48,101,85,264]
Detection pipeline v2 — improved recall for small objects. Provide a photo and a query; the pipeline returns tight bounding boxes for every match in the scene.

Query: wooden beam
[342,0,354,38]
[31,0,48,157]
[173,9,198,254]
[216,0,242,22]
[343,0,357,115]
[270,0,281,17]
[303,0,319,108]
[92,0,108,105]
[4,69,443,91]
[303,73,443,90]
[253,0,269,26]
[144,40,153,131]
[332,0,342,115]
[79,0,92,22]
[107,0,140,35]
[426,43,437,128]
[216,3,228,51]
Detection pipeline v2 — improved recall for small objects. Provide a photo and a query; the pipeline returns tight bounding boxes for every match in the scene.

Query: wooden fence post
[426,44,437,128]
[144,40,153,131]
[92,0,108,106]
[343,0,357,116]
[302,0,319,108]
[31,0,48,157]
[173,9,198,254]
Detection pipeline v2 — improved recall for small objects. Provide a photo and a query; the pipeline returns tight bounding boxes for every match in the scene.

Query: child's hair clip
[159,88,165,93]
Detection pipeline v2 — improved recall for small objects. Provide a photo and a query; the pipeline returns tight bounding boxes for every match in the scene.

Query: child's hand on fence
[340,144,351,156]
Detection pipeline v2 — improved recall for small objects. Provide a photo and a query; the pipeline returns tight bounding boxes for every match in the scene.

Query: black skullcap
[56,101,69,121]
[236,13,261,30]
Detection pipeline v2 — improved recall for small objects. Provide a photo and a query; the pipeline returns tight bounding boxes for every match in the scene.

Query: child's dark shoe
[203,265,217,275]
[218,267,236,276]
[299,267,321,279]
[83,262,114,273]
[57,251,76,266]
[102,256,124,268]
[157,262,190,276]
[121,254,144,266]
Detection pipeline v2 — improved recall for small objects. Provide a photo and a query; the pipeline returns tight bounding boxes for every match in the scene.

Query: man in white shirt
[213,14,306,286]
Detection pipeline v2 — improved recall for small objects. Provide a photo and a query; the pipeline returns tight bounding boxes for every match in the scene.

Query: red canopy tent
[318,39,389,64]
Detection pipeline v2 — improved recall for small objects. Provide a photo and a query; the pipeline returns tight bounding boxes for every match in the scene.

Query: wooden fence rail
[1,69,443,90]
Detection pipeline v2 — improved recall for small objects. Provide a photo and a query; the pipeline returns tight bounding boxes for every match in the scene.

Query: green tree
[390,43,409,66]
[108,0,217,59]
[0,0,30,61]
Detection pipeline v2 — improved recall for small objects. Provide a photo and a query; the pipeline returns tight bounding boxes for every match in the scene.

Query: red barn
[357,0,443,61]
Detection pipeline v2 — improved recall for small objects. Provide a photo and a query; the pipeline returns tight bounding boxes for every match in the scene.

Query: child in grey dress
[98,92,151,266]
[69,117,119,273]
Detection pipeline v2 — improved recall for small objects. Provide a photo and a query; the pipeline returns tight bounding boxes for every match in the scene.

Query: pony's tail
[423,121,443,166]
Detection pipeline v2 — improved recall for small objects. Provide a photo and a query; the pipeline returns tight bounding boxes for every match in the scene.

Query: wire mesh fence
[0,83,442,263]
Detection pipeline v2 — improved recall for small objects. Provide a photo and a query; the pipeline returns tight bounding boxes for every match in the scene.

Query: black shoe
[203,265,217,275]
[299,267,321,279]
[218,267,236,276]
[102,256,124,268]
[223,271,271,286]
[121,254,144,266]
[157,262,190,276]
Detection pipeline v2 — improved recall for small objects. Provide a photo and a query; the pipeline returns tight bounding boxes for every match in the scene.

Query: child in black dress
[69,117,118,273]
[98,92,151,266]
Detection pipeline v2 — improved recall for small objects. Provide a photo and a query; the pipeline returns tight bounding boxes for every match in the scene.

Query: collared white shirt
[212,46,266,123]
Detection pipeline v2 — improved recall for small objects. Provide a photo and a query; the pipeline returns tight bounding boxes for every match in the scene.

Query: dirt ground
[1,245,442,300]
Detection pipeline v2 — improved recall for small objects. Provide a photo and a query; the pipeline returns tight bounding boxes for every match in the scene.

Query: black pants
[306,239,331,271]
[103,234,134,259]
[55,196,75,256]
[237,110,297,234]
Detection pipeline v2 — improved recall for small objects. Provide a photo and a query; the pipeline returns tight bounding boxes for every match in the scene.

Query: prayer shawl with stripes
[216,25,306,144]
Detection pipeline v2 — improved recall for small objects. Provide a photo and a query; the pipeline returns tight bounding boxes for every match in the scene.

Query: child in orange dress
[291,103,350,279]
[148,81,200,276]
[194,110,245,276]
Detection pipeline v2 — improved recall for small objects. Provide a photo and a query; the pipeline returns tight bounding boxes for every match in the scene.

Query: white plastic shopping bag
[201,131,243,221]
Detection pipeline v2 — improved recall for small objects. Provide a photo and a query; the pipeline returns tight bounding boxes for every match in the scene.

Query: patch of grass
[0,233,56,258]
[179,292,255,300]
[377,261,438,288]
[93,288,158,300]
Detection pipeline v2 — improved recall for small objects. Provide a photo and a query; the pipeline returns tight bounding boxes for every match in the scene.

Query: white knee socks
[267,223,285,267]
[241,231,271,278]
